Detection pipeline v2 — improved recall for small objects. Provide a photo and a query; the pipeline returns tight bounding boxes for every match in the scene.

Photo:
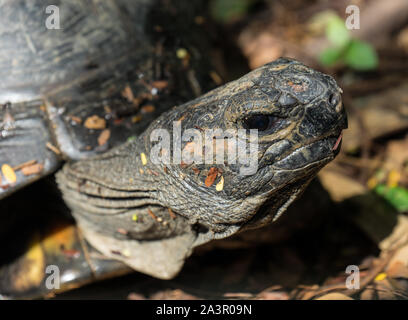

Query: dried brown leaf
[21,163,44,176]
[121,85,135,102]
[141,105,155,113]
[97,129,111,146]
[151,80,168,89]
[84,115,106,130]
[70,116,82,124]
[205,167,219,187]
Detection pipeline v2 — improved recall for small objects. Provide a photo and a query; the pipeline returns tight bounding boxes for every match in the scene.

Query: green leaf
[344,40,378,70]
[326,16,350,48]
[319,47,343,66]
[375,184,408,212]
[211,0,253,23]
[308,10,339,34]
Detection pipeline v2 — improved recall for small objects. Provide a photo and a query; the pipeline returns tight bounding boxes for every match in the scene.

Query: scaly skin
[57,58,347,279]
[0,0,215,297]
[0,0,347,299]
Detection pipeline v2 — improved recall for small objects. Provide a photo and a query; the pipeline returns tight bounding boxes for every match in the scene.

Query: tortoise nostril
[329,93,340,107]
[335,102,343,113]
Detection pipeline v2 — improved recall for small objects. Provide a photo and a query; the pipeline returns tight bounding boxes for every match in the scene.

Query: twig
[13,159,37,171]
[301,249,398,300]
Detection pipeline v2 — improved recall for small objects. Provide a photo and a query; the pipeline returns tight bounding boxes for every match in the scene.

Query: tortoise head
[57,58,346,277]
[139,57,347,238]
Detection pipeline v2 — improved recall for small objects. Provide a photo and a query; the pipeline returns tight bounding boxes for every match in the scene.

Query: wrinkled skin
[57,58,347,279]
[0,0,346,298]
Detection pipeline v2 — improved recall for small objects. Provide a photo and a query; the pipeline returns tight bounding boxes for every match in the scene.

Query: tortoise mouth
[269,132,342,172]
[208,155,333,239]
[207,132,344,237]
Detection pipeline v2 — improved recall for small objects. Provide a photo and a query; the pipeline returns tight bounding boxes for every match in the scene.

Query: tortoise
[0,0,347,299]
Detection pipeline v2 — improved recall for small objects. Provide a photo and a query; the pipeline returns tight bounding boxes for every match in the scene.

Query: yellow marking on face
[259,121,297,143]
[270,64,289,71]
[216,176,224,192]
[140,153,147,165]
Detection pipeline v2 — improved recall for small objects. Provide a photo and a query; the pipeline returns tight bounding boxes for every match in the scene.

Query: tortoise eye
[243,114,280,132]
